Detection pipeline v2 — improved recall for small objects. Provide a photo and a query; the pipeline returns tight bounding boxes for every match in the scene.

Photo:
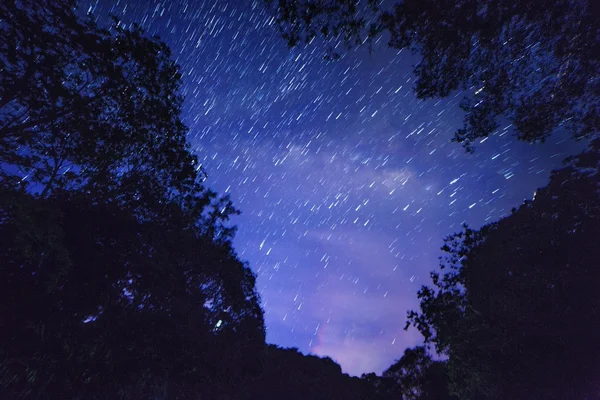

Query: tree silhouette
[0,1,265,398]
[0,0,207,215]
[382,346,457,400]
[0,176,265,400]
[406,140,600,399]
[265,0,599,151]
[248,345,377,400]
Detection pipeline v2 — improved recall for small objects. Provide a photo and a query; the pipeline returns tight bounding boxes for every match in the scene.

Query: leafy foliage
[0,189,265,399]
[266,0,600,151]
[0,1,265,398]
[406,140,600,399]
[0,189,264,398]
[0,0,205,214]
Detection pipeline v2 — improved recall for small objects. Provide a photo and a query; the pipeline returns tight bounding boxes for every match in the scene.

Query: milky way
[84,0,582,375]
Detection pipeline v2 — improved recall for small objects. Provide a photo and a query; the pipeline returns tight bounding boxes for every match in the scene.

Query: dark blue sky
[86,0,581,376]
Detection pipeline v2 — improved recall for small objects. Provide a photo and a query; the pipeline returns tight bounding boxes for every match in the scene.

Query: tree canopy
[1,0,209,218]
[406,139,600,399]
[0,1,265,398]
[382,346,457,400]
[265,0,600,151]
[249,345,377,400]
[0,190,265,399]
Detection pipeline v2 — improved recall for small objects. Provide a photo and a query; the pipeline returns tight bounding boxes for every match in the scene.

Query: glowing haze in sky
[85,0,580,376]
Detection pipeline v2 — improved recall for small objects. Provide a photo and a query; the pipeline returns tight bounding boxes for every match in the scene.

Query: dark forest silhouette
[0,0,598,398]
[407,141,600,399]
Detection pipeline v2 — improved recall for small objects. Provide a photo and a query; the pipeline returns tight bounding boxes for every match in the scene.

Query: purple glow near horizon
[86,0,580,376]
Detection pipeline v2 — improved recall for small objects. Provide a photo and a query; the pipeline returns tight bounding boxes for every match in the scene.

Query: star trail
[84,0,582,375]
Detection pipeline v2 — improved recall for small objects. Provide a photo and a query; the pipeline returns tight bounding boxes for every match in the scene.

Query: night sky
[84,0,582,376]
